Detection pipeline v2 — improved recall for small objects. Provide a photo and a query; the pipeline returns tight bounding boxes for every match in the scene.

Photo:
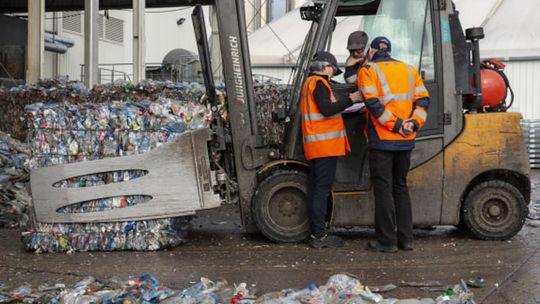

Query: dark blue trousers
[308,156,338,238]
[369,149,413,246]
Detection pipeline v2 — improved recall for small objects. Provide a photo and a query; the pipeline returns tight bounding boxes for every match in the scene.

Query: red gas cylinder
[479,68,507,108]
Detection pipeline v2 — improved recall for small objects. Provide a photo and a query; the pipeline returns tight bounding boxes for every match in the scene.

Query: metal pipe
[133,0,146,83]
[45,41,68,53]
[466,27,485,111]
[470,39,483,110]
[45,32,75,47]
[490,56,540,62]
[84,0,99,87]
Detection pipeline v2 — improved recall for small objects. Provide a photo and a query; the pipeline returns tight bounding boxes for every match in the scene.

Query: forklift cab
[290,0,444,192]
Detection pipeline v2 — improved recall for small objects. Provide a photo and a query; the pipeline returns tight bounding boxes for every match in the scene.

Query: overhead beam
[84,0,99,87]
[133,0,145,83]
[26,0,45,84]
[0,0,214,13]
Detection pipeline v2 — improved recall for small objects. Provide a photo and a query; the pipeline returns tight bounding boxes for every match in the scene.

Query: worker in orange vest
[358,37,430,252]
[301,51,362,248]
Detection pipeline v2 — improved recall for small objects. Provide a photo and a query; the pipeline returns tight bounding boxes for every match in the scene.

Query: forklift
[31,0,530,243]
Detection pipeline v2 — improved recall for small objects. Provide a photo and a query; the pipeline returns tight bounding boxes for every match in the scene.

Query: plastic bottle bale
[21,80,212,253]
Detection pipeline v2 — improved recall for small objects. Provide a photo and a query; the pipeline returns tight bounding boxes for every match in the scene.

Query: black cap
[347,31,369,50]
[370,36,392,53]
[313,51,343,76]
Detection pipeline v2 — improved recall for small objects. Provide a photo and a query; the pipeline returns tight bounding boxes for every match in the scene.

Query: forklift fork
[30,128,221,223]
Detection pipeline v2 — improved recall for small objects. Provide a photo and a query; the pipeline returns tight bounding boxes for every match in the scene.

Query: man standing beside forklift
[344,30,369,84]
[358,37,430,253]
[301,51,362,248]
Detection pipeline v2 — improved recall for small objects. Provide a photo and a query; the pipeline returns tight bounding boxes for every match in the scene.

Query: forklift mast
[194,0,277,232]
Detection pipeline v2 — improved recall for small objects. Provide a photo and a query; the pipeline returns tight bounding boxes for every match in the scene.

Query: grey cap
[347,31,369,50]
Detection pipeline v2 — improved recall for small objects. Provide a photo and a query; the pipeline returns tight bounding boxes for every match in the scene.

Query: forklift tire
[253,170,310,243]
[461,180,528,240]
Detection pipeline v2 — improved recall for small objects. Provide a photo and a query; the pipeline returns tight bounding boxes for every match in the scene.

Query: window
[363,0,435,80]
[62,11,82,34]
[105,16,124,44]
[62,12,124,45]
[97,15,104,39]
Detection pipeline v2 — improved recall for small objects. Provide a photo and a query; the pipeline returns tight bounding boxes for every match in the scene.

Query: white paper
[342,103,365,114]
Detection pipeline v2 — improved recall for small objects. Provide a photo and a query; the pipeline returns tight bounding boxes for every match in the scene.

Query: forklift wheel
[462,180,528,240]
[253,170,310,243]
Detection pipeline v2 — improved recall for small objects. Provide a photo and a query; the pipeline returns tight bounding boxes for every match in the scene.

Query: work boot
[367,240,397,253]
[309,234,345,248]
[398,241,414,251]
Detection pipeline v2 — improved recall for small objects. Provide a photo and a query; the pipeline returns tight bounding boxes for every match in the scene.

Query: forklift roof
[336,0,380,16]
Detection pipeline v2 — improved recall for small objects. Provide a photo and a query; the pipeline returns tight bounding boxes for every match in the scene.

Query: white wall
[43,7,210,83]
[244,0,306,33]
[57,32,84,81]
[47,10,134,82]
[43,12,57,79]
[504,61,540,120]
[145,6,211,63]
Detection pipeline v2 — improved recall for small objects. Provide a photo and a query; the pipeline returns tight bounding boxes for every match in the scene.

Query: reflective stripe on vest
[378,110,392,125]
[302,113,341,121]
[301,77,341,122]
[415,85,428,95]
[361,86,378,95]
[413,108,427,120]
[370,62,414,103]
[303,130,347,143]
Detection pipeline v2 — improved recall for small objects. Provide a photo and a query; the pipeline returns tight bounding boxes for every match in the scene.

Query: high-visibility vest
[301,75,351,160]
[358,60,429,149]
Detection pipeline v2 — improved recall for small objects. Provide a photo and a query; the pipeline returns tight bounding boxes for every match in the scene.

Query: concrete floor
[1,173,540,303]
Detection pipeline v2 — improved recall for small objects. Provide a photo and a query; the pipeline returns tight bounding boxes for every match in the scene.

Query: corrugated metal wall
[504,60,540,119]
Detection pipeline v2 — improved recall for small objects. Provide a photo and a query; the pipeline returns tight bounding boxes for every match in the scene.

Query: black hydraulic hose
[500,68,515,110]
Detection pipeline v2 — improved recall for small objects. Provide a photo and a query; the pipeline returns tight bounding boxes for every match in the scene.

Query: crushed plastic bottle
[0,274,477,304]
[0,131,30,228]
[528,200,540,220]
[435,281,475,304]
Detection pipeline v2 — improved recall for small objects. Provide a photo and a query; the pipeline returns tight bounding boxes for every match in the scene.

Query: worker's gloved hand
[349,91,364,103]
[399,119,415,136]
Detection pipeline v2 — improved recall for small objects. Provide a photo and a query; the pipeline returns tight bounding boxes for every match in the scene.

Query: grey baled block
[30,128,221,223]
